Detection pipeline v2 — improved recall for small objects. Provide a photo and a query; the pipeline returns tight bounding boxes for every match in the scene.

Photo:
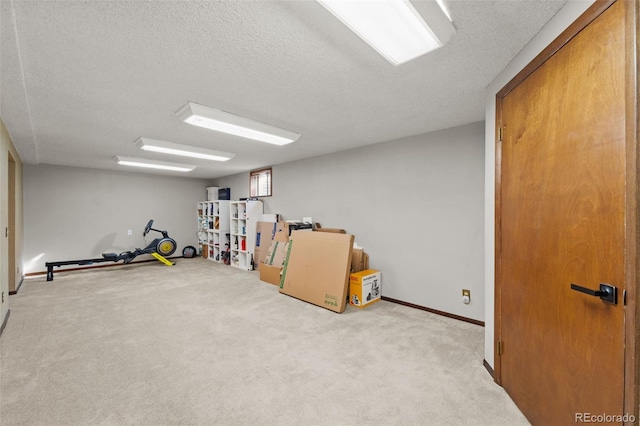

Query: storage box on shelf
[230,200,263,270]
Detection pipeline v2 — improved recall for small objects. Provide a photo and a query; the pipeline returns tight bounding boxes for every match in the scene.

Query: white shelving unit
[197,200,230,261]
[229,200,263,270]
[197,201,211,257]
[210,200,230,262]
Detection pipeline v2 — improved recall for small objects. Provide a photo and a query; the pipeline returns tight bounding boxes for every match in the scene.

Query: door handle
[570,283,617,305]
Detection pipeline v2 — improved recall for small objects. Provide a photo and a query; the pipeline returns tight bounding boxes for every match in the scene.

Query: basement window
[250,167,272,197]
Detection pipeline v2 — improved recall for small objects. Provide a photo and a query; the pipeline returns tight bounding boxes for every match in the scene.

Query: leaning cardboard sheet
[260,232,289,286]
[279,230,354,313]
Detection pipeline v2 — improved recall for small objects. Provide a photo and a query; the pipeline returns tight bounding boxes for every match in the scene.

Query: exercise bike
[45,220,177,281]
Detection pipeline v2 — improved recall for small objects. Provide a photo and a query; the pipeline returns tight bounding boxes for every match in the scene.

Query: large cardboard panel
[279,231,354,313]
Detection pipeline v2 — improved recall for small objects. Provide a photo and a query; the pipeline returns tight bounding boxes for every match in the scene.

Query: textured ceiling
[1,0,567,179]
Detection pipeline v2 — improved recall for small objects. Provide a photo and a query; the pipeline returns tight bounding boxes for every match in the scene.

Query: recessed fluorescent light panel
[176,102,300,146]
[435,0,452,22]
[136,137,235,162]
[114,156,196,172]
[317,0,456,65]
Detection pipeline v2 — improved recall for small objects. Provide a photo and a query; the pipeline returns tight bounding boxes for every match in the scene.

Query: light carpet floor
[0,258,529,425]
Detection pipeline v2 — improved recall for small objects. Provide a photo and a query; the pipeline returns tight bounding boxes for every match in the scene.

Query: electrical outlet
[462,289,471,304]
[127,229,132,236]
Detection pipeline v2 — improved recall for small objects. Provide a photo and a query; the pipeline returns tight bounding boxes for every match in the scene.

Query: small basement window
[250,167,272,197]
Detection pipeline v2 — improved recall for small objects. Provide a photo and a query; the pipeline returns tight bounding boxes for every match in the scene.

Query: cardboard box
[351,248,369,272]
[274,228,288,242]
[259,263,282,286]
[206,186,219,201]
[314,224,346,233]
[259,233,289,286]
[349,269,381,308]
[279,231,354,313]
[263,240,289,267]
[255,221,289,266]
[315,228,346,234]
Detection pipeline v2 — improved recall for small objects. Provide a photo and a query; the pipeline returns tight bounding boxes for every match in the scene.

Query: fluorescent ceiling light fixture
[317,0,456,65]
[435,0,452,22]
[135,137,235,162]
[176,102,300,146]
[114,156,196,172]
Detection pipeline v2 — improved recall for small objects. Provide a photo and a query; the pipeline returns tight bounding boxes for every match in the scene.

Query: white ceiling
[1,0,567,179]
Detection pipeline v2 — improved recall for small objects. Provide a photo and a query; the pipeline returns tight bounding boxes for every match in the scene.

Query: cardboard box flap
[279,230,354,313]
[260,263,282,286]
[351,248,363,272]
[256,221,288,265]
[315,228,346,234]
[315,223,347,233]
[351,247,369,272]
[256,221,287,243]
[264,240,289,267]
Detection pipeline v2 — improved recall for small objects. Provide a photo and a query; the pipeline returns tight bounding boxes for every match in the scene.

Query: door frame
[8,152,16,294]
[493,0,638,420]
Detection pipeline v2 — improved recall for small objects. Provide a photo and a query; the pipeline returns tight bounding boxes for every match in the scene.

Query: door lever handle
[570,284,608,297]
[570,283,617,305]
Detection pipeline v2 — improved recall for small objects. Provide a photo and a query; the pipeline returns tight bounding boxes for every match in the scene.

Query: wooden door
[496,1,636,424]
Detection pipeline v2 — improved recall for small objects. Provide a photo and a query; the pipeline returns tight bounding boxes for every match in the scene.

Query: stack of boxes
[254,220,382,312]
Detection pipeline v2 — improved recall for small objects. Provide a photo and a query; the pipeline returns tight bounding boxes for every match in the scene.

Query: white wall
[23,164,210,274]
[483,0,596,368]
[215,122,486,322]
